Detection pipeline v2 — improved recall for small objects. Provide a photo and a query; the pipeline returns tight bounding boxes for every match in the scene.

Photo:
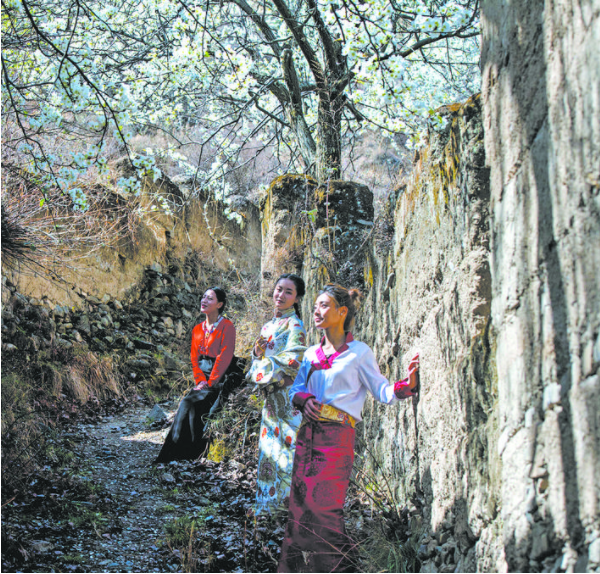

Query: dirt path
[2,398,279,573]
[72,403,178,573]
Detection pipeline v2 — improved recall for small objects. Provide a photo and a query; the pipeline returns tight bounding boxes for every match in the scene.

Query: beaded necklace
[203,315,223,335]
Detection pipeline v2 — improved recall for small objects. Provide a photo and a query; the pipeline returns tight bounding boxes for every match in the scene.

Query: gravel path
[72,403,177,572]
[2,398,277,573]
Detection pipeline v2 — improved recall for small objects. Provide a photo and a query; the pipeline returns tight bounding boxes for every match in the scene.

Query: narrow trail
[3,397,280,573]
[71,402,178,572]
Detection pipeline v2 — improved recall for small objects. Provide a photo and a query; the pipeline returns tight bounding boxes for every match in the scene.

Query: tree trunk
[281,49,317,173]
[316,92,343,182]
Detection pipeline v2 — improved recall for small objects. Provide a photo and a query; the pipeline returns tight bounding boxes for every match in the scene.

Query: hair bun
[348,288,363,307]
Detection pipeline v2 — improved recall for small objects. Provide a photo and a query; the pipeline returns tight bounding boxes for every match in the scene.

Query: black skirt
[154,356,246,463]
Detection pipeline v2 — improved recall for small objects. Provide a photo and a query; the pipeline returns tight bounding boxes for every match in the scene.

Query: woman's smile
[200,290,221,316]
[313,293,345,330]
[273,278,298,311]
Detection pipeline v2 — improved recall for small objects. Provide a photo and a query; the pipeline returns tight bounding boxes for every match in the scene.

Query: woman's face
[273,278,298,312]
[313,293,346,330]
[201,289,223,315]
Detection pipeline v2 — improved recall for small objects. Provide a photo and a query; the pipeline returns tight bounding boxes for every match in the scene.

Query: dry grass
[1,345,125,501]
[65,350,122,402]
[226,270,272,357]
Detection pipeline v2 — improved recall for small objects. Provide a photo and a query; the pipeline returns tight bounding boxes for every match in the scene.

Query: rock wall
[261,45,599,567]
[480,0,600,571]
[259,175,318,294]
[356,96,500,573]
[259,174,374,311]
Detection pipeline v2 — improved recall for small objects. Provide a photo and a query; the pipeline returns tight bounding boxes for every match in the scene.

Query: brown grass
[65,350,122,402]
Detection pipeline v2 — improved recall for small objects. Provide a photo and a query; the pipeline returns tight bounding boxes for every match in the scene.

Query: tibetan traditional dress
[155,317,242,463]
[278,334,416,573]
[247,307,307,517]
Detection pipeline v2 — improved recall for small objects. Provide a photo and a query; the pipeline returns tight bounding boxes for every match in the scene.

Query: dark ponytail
[274,273,305,317]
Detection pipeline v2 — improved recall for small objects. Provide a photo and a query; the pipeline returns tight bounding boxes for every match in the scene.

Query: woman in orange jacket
[156,287,242,462]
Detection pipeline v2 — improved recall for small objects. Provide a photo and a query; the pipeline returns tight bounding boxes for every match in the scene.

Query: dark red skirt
[278,420,357,573]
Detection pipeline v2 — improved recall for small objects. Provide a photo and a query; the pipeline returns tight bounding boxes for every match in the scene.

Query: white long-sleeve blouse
[289,338,399,422]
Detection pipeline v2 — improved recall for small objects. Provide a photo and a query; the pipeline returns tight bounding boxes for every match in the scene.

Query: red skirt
[278,420,357,573]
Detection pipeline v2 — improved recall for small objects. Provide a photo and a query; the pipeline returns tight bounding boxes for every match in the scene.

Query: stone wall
[480,0,600,571]
[260,42,599,567]
[258,174,374,313]
[355,96,501,572]
[2,259,217,395]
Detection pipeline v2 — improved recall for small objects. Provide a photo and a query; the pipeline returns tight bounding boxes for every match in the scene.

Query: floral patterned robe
[247,307,307,517]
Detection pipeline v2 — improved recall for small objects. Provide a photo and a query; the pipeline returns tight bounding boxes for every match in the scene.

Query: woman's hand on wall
[407,354,420,392]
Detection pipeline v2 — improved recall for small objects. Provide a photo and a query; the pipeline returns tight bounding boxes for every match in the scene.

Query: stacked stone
[1,261,204,387]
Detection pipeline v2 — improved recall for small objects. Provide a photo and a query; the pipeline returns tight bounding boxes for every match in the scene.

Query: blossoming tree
[2,0,479,200]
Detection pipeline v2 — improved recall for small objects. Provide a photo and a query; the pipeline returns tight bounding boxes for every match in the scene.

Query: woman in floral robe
[247,273,307,518]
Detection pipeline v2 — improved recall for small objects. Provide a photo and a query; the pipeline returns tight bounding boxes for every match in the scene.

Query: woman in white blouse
[278,284,419,573]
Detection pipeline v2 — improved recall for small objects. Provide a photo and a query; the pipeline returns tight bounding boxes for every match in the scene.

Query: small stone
[56,338,73,349]
[538,478,549,493]
[162,473,176,484]
[31,540,54,553]
[127,358,151,370]
[147,404,167,423]
[77,314,91,335]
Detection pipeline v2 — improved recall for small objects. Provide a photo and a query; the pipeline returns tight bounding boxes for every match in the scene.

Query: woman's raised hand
[254,335,267,358]
[393,354,420,399]
[407,354,420,392]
